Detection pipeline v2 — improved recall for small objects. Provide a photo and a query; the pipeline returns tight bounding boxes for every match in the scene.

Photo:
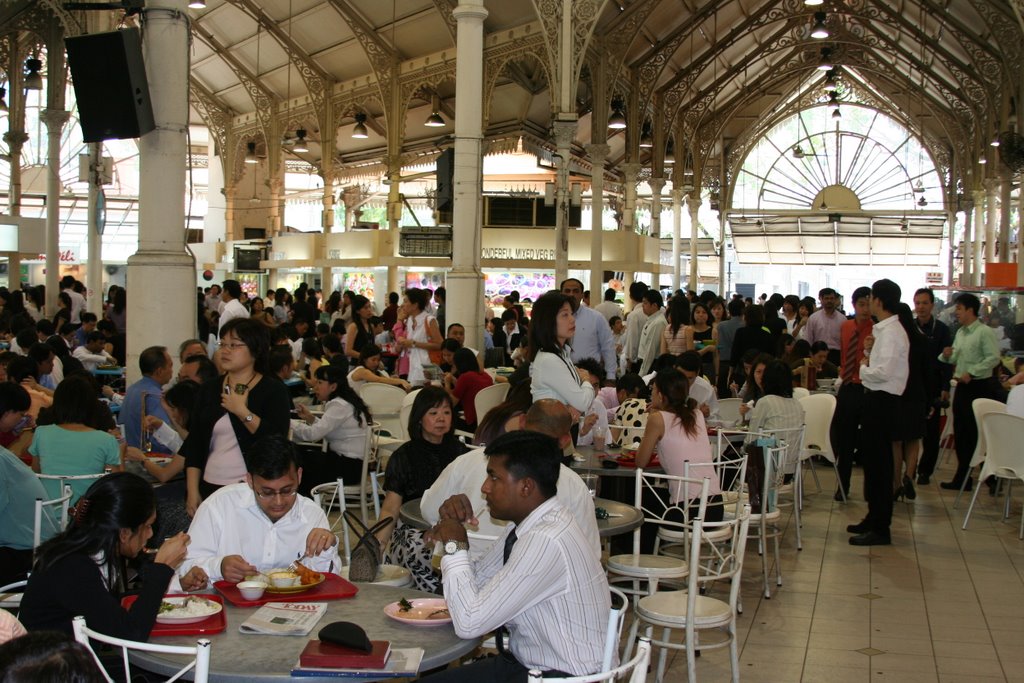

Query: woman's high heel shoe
[893,485,905,502]
[903,475,916,500]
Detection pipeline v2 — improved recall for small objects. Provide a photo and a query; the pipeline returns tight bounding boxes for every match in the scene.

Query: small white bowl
[268,571,299,588]
[237,580,267,600]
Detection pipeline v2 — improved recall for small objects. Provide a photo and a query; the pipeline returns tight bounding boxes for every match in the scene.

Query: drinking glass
[580,473,600,498]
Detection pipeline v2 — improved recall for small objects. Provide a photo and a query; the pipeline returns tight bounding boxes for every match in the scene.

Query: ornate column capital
[2,131,28,147]
[621,163,641,180]
[649,177,666,195]
[585,143,610,167]
[984,177,1000,194]
[451,2,488,23]
[552,119,577,149]
[39,109,70,131]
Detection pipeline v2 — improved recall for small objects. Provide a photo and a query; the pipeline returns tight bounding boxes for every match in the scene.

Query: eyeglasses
[254,488,298,500]
[221,342,248,350]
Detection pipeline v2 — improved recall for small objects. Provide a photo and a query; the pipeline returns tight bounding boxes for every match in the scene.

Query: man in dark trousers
[913,288,953,485]
[830,286,873,500]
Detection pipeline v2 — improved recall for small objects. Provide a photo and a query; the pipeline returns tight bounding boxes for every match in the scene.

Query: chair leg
[962,484,983,530]
[728,623,740,683]
[623,615,640,664]
[794,494,803,551]
[810,459,823,493]
[656,627,671,683]
[774,531,783,586]
[686,626,697,683]
[831,461,847,503]
[953,467,973,509]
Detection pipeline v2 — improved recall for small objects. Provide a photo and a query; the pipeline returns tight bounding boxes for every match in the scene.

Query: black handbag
[344,510,393,582]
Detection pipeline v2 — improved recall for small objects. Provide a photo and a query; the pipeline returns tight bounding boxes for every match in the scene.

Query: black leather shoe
[917,474,930,485]
[940,477,972,491]
[846,521,870,534]
[903,475,916,501]
[849,531,891,546]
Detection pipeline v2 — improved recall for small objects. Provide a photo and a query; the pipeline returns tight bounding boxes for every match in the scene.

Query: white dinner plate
[383,598,452,626]
[156,597,222,625]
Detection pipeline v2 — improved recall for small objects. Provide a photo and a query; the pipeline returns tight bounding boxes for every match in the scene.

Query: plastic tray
[214,572,358,607]
[121,594,227,637]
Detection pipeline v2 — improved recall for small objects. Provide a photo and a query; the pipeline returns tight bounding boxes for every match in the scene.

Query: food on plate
[268,570,300,587]
[398,597,413,613]
[397,598,449,620]
[158,597,219,618]
[292,560,320,585]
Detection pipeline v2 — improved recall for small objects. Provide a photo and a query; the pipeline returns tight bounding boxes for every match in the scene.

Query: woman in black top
[375,386,468,592]
[20,472,201,641]
[892,303,929,501]
[730,304,774,372]
[182,318,291,517]
[344,295,373,361]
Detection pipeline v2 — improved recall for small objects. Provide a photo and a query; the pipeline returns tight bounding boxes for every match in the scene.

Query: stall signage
[481,247,556,260]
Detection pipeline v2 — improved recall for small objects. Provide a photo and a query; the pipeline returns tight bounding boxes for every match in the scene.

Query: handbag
[743,443,765,515]
[344,510,393,582]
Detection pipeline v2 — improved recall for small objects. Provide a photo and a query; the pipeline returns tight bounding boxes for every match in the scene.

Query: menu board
[484,271,555,303]
[405,272,445,292]
[339,272,375,299]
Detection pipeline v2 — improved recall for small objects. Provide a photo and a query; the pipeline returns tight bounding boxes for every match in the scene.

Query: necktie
[496,529,518,653]
[842,326,859,383]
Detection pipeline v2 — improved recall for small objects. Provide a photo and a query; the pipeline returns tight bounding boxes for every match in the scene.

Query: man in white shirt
[677,350,720,422]
[71,331,116,372]
[622,282,649,372]
[848,279,908,547]
[593,287,623,322]
[1007,384,1024,418]
[561,279,617,381]
[420,399,601,563]
[180,434,341,584]
[425,430,610,681]
[60,275,86,325]
[217,280,249,334]
[636,289,667,376]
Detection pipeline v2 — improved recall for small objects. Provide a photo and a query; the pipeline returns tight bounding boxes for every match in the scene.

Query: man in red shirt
[829,286,873,500]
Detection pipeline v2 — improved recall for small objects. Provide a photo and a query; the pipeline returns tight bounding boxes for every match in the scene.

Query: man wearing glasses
[181,434,340,583]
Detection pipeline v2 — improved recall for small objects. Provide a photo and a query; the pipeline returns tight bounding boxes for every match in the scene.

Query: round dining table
[129,583,480,682]
[399,497,643,539]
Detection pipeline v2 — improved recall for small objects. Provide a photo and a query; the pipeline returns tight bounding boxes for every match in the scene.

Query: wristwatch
[244,413,255,423]
[444,540,469,555]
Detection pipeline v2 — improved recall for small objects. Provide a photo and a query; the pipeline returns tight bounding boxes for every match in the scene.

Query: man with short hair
[938,293,1003,490]
[593,287,622,322]
[622,282,649,373]
[560,278,617,381]
[60,275,86,325]
[803,287,846,366]
[218,280,248,333]
[425,430,610,681]
[830,286,873,500]
[73,312,98,349]
[119,346,175,453]
[382,291,400,330]
[848,279,908,546]
[179,354,219,385]
[72,331,116,372]
[180,434,340,585]
[716,298,745,396]
[636,289,667,376]
[205,285,222,313]
[913,288,953,485]
[676,350,720,420]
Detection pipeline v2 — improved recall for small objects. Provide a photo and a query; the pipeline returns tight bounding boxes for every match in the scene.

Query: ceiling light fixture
[817,47,833,71]
[664,138,675,165]
[291,129,309,153]
[424,94,446,127]
[804,0,824,5]
[608,98,627,130]
[639,120,653,148]
[187,0,206,8]
[990,136,1001,147]
[917,195,928,207]
[978,155,987,165]
[913,179,925,193]
[832,106,842,120]
[792,145,806,159]
[245,141,258,164]
[24,58,43,91]
[352,113,369,139]
[810,12,829,39]
[823,69,838,95]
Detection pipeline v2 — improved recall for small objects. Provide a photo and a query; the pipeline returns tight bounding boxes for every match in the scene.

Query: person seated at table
[71,331,117,373]
[0,630,107,680]
[422,398,600,563]
[19,472,197,639]
[30,376,124,505]
[443,348,493,433]
[573,357,610,447]
[737,353,773,421]
[791,340,838,389]
[634,368,722,553]
[610,372,651,448]
[290,364,372,495]
[744,359,805,475]
[676,350,721,422]
[269,346,295,383]
[348,343,411,392]
[473,379,533,446]
[178,353,218,385]
[375,386,469,593]
[182,434,339,584]
[424,431,610,682]
[118,345,175,455]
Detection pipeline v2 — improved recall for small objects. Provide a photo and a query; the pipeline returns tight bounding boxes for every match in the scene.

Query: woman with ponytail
[635,368,722,552]
[20,472,202,639]
[291,363,373,493]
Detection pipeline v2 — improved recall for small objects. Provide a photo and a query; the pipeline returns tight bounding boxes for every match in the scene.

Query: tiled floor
[650,459,1024,682]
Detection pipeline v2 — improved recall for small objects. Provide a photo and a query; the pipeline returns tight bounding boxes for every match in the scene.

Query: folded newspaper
[239,602,328,636]
[291,648,425,678]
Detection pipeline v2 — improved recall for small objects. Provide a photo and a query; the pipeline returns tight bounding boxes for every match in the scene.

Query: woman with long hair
[660,294,691,355]
[793,297,816,340]
[397,288,442,385]
[376,387,468,592]
[528,290,595,414]
[685,302,719,383]
[348,343,411,392]
[738,352,773,418]
[52,292,72,329]
[19,472,201,639]
[634,368,722,552]
[182,318,292,517]
[249,296,275,327]
[443,347,494,433]
[24,286,45,322]
[344,295,374,361]
[744,359,805,474]
[473,378,533,446]
[891,303,929,501]
[291,363,373,493]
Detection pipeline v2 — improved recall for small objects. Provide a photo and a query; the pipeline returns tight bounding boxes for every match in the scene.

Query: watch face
[444,540,457,554]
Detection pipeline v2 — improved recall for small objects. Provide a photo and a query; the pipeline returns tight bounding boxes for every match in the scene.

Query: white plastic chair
[35,484,73,548]
[342,422,381,523]
[606,470,711,606]
[398,388,421,440]
[716,398,742,426]
[938,381,957,467]
[0,580,27,613]
[72,615,211,683]
[953,398,1006,509]
[36,472,105,502]
[625,509,751,683]
[358,383,406,438]
[473,383,509,427]
[528,637,651,683]
[962,413,1024,537]
[797,393,844,503]
[792,386,810,400]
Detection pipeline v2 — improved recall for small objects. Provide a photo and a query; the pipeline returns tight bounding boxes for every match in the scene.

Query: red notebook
[299,640,391,669]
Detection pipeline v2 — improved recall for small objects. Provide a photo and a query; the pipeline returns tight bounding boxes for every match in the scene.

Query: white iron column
[621,163,640,232]
[447,0,489,350]
[553,119,576,284]
[985,178,998,264]
[688,194,701,291]
[973,189,985,286]
[649,178,665,240]
[671,187,683,291]
[86,142,103,314]
[999,176,1011,261]
[321,170,335,233]
[127,0,194,383]
[41,108,69,313]
[587,143,609,297]
[718,210,727,296]
[962,200,973,285]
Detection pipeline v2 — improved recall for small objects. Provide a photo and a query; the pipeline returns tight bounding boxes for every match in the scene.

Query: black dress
[893,329,929,442]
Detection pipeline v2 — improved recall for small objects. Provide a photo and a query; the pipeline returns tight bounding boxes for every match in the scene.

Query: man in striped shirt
[426,431,610,681]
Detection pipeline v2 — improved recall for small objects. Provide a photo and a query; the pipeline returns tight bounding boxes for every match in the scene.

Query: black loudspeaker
[66,28,155,143]
[435,148,455,213]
